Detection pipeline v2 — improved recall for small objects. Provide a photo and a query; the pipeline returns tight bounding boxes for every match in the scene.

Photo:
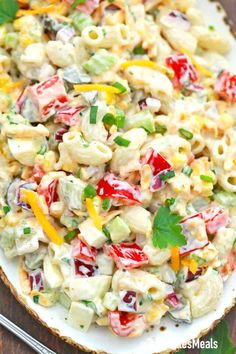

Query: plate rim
[0,1,236,353]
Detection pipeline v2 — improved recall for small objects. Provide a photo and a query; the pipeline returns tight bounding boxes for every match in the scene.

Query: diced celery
[59,292,71,310]
[0,227,16,258]
[125,109,155,133]
[214,191,236,207]
[0,92,12,113]
[107,216,130,243]
[4,33,19,49]
[83,49,117,75]
[70,12,94,33]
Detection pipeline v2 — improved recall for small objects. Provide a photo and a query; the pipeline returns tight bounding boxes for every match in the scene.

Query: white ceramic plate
[1,1,236,353]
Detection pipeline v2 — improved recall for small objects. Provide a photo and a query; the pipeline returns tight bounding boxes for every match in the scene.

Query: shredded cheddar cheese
[120,60,174,78]
[74,84,121,94]
[21,189,63,245]
[171,247,180,271]
[16,5,56,17]
[86,198,103,231]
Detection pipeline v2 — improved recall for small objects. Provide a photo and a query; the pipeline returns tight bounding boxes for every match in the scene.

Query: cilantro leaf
[201,321,236,354]
[0,0,19,25]
[152,206,186,249]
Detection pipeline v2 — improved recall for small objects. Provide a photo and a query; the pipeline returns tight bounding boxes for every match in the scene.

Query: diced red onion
[54,127,68,142]
[74,259,98,277]
[186,268,203,282]
[118,291,137,313]
[138,97,161,113]
[162,10,191,31]
[56,26,75,43]
[29,269,45,291]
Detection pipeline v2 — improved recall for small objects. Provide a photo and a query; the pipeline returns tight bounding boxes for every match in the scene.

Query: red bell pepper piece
[27,75,68,119]
[53,106,85,126]
[215,70,236,103]
[166,53,198,89]
[37,179,59,207]
[108,311,146,337]
[201,207,229,235]
[97,173,141,205]
[31,165,45,184]
[104,243,149,269]
[71,238,98,265]
[74,259,98,277]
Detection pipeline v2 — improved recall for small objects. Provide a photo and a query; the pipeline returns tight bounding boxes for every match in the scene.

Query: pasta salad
[0,0,236,338]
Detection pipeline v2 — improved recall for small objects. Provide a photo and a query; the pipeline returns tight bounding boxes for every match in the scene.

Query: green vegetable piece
[179,128,193,140]
[102,198,111,210]
[107,216,130,243]
[4,32,19,49]
[182,165,193,177]
[70,12,94,33]
[125,109,155,133]
[165,198,175,207]
[83,184,97,199]
[23,227,31,235]
[33,295,39,304]
[133,46,145,55]
[114,136,131,147]
[83,49,117,75]
[152,206,186,249]
[155,124,167,135]
[71,0,86,9]
[3,205,10,215]
[0,0,19,26]
[112,82,127,94]
[90,105,98,124]
[214,191,236,207]
[159,170,175,181]
[64,229,78,243]
[200,175,214,183]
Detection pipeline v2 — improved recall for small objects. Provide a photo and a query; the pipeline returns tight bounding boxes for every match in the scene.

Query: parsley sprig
[0,0,19,26]
[152,206,186,249]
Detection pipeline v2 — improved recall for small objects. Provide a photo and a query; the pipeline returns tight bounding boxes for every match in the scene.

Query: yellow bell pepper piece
[120,60,174,78]
[171,247,180,272]
[86,198,103,231]
[74,84,121,94]
[21,189,63,245]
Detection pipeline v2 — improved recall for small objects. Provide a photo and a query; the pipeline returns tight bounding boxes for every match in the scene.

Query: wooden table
[1,1,236,353]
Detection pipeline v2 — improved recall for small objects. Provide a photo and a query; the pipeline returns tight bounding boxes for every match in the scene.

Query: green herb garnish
[165,198,175,207]
[3,205,10,215]
[83,184,97,199]
[0,0,19,26]
[102,198,111,210]
[90,105,98,124]
[112,82,127,94]
[182,165,193,177]
[179,128,193,140]
[200,175,214,183]
[159,170,175,181]
[114,136,131,147]
[208,25,215,31]
[33,295,39,304]
[156,124,167,135]
[133,46,145,55]
[71,0,86,9]
[37,145,47,155]
[64,229,78,243]
[23,227,31,235]
[152,206,186,249]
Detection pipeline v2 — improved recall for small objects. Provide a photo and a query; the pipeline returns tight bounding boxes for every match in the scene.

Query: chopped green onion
[102,225,112,243]
[33,295,39,304]
[83,184,97,199]
[3,205,10,215]
[116,113,125,129]
[114,136,131,147]
[159,170,175,181]
[179,128,193,140]
[37,145,47,155]
[156,124,167,135]
[23,227,31,235]
[133,46,145,55]
[64,229,78,243]
[112,82,127,94]
[200,175,214,183]
[71,0,86,9]
[102,198,111,210]
[182,165,193,177]
[107,0,115,3]
[102,113,116,126]
[75,168,81,178]
[208,25,215,31]
[90,105,98,124]
[165,198,175,207]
